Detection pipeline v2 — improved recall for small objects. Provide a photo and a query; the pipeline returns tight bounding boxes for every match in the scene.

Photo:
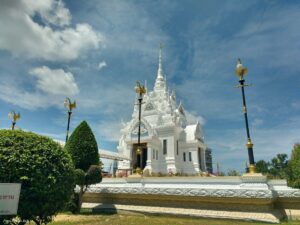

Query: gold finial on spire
[160,42,164,50]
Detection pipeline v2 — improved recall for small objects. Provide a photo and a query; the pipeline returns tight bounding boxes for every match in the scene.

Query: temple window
[183,152,186,162]
[163,139,167,155]
[189,152,192,161]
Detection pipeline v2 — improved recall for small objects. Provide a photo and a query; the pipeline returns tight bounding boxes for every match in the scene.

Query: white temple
[117,47,209,175]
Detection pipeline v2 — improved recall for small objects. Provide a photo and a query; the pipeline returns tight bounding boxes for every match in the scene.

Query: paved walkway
[82,203,281,223]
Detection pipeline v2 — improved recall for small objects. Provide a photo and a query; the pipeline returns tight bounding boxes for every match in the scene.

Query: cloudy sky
[0,0,300,173]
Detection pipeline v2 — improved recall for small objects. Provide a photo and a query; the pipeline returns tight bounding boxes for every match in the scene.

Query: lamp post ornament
[8,111,20,130]
[135,81,146,174]
[235,58,256,174]
[64,97,76,142]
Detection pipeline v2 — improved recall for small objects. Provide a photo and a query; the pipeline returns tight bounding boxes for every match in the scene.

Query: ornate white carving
[145,103,154,111]
[131,122,149,137]
[275,190,300,198]
[87,186,274,199]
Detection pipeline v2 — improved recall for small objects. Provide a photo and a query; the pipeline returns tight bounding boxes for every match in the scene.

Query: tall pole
[235,58,256,173]
[65,110,72,142]
[137,94,142,169]
[239,79,255,167]
[135,82,146,174]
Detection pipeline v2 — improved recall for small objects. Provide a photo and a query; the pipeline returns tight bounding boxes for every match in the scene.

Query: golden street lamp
[235,58,256,174]
[64,97,76,142]
[135,81,146,174]
[8,111,20,130]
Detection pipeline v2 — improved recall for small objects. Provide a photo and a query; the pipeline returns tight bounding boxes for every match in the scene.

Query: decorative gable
[130,121,149,138]
[145,102,154,111]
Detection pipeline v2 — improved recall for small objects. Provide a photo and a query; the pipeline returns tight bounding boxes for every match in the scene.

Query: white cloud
[29,66,79,96]
[0,0,103,61]
[252,118,264,127]
[97,61,107,70]
[83,1,168,60]
[21,0,71,27]
[291,101,300,110]
[96,120,122,142]
[0,82,57,110]
[207,116,300,173]
[185,110,206,125]
[39,0,71,26]
[0,66,79,109]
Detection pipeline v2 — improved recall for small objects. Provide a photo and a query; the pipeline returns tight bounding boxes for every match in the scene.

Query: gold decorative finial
[8,111,21,130]
[64,97,76,111]
[235,58,248,80]
[8,111,21,123]
[135,81,146,95]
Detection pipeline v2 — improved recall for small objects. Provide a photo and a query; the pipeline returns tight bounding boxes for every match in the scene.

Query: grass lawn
[50,213,300,225]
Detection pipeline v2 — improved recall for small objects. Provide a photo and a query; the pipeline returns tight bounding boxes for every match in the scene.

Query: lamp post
[235,58,256,174]
[134,81,146,174]
[8,111,20,130]
[64,97,76,142]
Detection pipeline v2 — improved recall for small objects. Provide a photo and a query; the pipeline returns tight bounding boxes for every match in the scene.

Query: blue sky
[0,0,300,173]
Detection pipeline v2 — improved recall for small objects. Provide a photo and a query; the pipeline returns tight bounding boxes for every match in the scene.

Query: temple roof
[184,122,203,141]
[129,45,203,131]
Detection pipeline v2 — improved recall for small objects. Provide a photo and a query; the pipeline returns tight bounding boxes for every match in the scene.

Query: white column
[166,137,176,174]
[145,144,152,172]
[192,149,200,173]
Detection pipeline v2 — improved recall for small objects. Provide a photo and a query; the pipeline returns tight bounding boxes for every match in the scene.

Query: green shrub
[288,143,300,188]
[0,130,75,224]
[86,165,102,185]
[74,169,86,186]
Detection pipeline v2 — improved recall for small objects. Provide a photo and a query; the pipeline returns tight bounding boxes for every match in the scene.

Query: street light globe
[136,146,142,155]
[64,98,70,108]
[8,111,14,120]
[235,58,248,80]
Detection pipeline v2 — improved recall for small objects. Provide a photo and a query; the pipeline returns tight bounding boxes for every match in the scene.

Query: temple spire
[154,43,165,90]
[158,43,163,78]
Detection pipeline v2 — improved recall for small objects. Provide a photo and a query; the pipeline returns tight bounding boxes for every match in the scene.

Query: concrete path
[82,202,281,223]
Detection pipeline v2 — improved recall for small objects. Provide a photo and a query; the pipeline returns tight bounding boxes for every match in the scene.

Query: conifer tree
[65,121,102,212]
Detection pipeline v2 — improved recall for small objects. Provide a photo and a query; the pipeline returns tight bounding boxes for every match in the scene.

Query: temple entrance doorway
[132,143,147,171]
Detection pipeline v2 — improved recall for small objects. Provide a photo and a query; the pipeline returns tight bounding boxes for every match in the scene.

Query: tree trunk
[77,185,84,213]
[32,218,40,225]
